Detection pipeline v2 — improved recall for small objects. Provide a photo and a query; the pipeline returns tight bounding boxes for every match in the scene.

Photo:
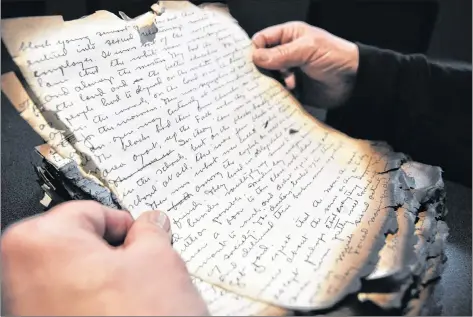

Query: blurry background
[2,0,472,65]
[1,1,472,315]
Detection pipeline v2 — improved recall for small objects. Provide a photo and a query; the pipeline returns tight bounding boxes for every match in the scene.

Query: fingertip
[251,32,265,48]
[138,210,171,234]
[124,210,172,248]
[284,73,296,90]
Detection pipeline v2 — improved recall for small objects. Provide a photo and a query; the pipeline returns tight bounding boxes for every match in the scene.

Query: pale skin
[252,21,359,109]
[1,201,209,316]
[1,22,360,316]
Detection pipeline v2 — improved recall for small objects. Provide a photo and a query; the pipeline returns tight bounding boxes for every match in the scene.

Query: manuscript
[1,1,448,314]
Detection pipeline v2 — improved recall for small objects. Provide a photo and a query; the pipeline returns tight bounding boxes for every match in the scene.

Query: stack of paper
[1,1,448,315]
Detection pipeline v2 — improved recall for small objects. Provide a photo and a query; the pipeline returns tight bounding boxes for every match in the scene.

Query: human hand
[252,21,359,109]
[1,201,208,316]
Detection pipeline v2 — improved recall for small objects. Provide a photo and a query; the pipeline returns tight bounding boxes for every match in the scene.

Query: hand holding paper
[1,201,208,316]
[252,21,359,109]
[0,1,449,315]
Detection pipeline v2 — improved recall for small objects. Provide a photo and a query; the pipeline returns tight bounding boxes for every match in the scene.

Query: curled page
[357,212,448,309]
[365,159,448,281]
[1,1,444,310]
[357,276,414,309]
[357,159,448,309]
[366,208,417,280]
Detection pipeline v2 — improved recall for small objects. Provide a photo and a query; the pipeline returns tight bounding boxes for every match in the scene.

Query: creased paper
[1,1,448,312]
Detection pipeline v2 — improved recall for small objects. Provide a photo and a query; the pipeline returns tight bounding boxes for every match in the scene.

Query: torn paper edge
[0,1,449,313]
[356,157,449,309]
[357,208,449,309]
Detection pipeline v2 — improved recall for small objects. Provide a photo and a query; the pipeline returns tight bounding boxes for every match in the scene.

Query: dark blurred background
[1,1,472,315]
[2,0,472,64]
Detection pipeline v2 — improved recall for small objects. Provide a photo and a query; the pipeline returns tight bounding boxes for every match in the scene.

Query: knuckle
[1,221,36,253]
[298,21,309,28]
[301,36,315,48]
[288,21,306,28]
[292,21,312,34]
[311,29,325,42]
[50,200,101,214]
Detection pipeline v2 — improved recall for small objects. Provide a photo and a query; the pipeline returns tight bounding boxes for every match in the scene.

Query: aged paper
[363,162,447,282]
[34,142,449,313]
[34,142,284,315]
[33,145,284,315]
[1,1,441,310]
[191,276,287,316]
[357,212,448,309]
[33,146,447,314]
[357,161,448,309]
[366,208,417,281]
[35,144,121,208]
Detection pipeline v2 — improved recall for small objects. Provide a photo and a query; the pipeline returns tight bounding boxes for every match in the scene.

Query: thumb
[124,210,172,249]
[252,38,311,70]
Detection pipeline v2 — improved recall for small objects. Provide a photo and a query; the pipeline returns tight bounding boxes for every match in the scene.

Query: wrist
[343,40,360,77]
[332,39,359,108]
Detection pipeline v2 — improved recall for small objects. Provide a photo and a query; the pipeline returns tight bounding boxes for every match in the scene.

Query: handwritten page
[32,148,286,316]
[34,142,447,314]
[191,276,287,316]
[1,1,443,310]
[6,81,286,317]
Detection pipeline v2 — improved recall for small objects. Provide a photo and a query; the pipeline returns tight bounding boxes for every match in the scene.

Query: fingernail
[148,210,168,230]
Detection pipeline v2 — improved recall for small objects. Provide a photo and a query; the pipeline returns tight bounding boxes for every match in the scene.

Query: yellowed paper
[192,276,287,316]
[36,143,72,169]
[1,1,444,311]
[1,72,78,161]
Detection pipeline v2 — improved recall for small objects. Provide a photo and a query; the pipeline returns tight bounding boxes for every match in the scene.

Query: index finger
[47,200,134,245]
[252,23,297,49]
